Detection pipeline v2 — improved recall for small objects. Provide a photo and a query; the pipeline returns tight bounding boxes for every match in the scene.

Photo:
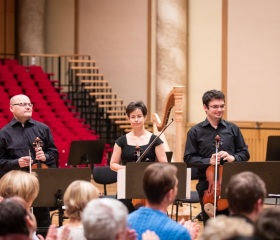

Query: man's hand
[218,151,235,162]
[179,218,200,239]
[126,228,138,240]
[18,156,33,168]
[35,147,46,162]
[209,154,221,165]
[142,230,159,240]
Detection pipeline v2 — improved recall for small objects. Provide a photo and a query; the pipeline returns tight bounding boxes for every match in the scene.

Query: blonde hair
[0,170,39,205]
[63,180,99,220]
[201,215,254,240]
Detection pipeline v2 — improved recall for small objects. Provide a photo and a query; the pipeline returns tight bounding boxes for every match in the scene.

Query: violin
[203,135,228,218]
[135,145,141,160]
[31,137,48,169]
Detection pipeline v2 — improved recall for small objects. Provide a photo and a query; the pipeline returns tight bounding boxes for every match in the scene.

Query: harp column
[156,0,187,161]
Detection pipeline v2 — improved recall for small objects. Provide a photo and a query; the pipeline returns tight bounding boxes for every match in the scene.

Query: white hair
[82,198,128,240]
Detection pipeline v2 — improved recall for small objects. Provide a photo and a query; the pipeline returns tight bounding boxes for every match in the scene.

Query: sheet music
[116,163,190,200]
[117,168,126,199]
[186,168,191,199]
[268,194,280,197]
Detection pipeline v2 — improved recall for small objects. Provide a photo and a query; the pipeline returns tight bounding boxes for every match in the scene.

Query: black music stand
[221,162,280,201]
[266,136,280,161]
[32,168,92,226]
[67,139,106,167]
[117,162,189,199]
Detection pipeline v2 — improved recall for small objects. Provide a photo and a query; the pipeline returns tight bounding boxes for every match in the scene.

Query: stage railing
[19,53,91,91]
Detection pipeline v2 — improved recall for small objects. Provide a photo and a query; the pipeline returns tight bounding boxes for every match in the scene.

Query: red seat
[11,65,27,74]
[4,59,18,69]
[0,119,9,129]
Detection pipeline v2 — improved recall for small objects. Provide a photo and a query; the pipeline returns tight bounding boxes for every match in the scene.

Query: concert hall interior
[1,0,280,239]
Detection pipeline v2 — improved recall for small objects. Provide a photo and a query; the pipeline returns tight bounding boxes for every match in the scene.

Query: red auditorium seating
[4,59,18,69]
[0,111,9,129]
[0,86,11,109]
[0,60,109,167]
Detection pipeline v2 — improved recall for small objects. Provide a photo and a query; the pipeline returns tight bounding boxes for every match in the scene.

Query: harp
[152,86,185,162]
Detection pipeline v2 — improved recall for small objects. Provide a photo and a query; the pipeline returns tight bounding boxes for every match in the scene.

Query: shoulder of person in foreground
[128,208,191,240]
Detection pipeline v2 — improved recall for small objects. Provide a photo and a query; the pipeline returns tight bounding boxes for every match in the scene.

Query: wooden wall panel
[0,0,5,53]
[241,128,280,162]
[0,0,15,56]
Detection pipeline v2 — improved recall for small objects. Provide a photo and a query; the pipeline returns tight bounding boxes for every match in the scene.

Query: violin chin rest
[204,203,214,218]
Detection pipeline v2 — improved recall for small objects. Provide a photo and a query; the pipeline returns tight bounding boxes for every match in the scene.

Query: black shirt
[183,118,250,180]
[115,134,163,165]
[0,118,58,176]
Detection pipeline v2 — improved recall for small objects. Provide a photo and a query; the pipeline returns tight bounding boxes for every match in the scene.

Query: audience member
[226,171,267,224]
[0,197,71,240]
[58,180,99,240]
[0,197,37,240]
[0,170,70,240]
[254,207,280,240]
[200,215,254,240]
[82,198,137,240]
[0,170,39,207]
[128,163,199,240]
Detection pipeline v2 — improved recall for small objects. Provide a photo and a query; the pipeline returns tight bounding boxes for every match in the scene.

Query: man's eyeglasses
[12,103,33,107]
[208,104,226,110]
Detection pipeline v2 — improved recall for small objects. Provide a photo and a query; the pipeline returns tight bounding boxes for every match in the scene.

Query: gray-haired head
[82,198,128,240]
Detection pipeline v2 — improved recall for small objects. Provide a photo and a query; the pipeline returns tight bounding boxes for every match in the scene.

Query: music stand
[67,139,106,167]
[221,162,280,198]
[32,168,92,226]
[117,162,190,199]
[266,136,280,161]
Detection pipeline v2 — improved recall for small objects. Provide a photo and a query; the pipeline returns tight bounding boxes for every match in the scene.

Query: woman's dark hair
[125,101,147,117]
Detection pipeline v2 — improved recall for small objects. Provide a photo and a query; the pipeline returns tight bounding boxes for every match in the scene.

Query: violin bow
[135,118,174,163]
[214,135,220,219]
